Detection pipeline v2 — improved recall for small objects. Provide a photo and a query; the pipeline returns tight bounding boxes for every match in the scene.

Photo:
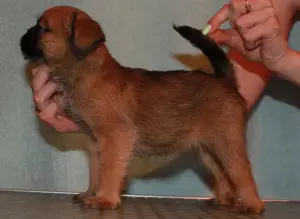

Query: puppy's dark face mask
[20,21,45,61]
[20,6,106,64]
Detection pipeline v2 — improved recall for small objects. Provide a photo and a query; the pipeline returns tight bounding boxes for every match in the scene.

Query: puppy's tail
[172,24,234,80]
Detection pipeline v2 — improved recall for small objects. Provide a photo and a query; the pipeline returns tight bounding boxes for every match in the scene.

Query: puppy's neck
[86,45,127,78]
[90,45,120,69]
[48,44,126,94]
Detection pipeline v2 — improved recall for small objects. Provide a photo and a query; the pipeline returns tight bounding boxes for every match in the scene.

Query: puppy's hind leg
[209,132,264,215]
[73,140,101,202]
[197,146,235,207]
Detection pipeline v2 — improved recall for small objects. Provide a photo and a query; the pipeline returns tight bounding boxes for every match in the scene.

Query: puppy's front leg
[83,131,135,210]
[73,140,100,202]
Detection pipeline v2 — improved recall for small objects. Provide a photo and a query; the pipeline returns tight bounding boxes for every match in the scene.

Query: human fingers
[236,6,276,50]
[56,115,81,133]
[31,65,51,92]
[36,102,65,131]
[210,28,260,62]
[230,0,273,19]
[205,0,273,35]
[207,4,230,33]
[243,16,287,66]
[236,7,276,30]
[33,81,58,112]
[36,99,80,133]
[32,64,49,76]
[242,16,280,44]
[229,0,274,49]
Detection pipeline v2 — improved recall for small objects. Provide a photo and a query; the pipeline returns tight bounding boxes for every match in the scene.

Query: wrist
[266,47,291,73]
[268,48,300,85]
[269,48,294,73]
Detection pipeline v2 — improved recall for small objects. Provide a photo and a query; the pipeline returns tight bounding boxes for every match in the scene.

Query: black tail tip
[172,23,204,39]
[172,23,188,33]
[172,22,178,30]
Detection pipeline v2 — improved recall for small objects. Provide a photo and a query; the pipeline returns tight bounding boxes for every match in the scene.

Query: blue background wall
[0,0,299,201]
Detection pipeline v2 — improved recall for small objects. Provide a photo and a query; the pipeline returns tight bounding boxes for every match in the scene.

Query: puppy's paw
[208,194,234,207]
[82,195,121,210]
[230,200,265,215]
[73,191,94,203]
[209,187,235,207]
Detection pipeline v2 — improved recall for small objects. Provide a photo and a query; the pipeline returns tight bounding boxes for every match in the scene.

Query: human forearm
[270,48,300,86]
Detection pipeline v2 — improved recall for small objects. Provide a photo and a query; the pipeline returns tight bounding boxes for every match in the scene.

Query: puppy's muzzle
[20,25,43,60]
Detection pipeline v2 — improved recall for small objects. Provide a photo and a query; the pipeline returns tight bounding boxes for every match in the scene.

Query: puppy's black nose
[20,25,42,60]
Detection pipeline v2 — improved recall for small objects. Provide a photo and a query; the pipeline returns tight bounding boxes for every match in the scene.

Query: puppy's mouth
[20,24,43,61]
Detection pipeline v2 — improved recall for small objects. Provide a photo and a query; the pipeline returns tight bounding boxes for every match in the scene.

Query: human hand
[31,65,80,133]
[206,0,289,72]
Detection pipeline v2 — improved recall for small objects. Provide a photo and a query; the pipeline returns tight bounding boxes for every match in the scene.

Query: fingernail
[202,24,212,35]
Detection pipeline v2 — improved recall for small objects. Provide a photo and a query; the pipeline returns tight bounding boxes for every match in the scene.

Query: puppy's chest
[61,89,80,120]
[51,73,93,136]
[63,89,97,138]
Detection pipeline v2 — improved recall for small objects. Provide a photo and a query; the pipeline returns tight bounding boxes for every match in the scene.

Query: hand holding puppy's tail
[172,24,234,81]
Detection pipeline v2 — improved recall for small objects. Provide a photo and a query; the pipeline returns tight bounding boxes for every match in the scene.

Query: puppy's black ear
[69,12,106,60]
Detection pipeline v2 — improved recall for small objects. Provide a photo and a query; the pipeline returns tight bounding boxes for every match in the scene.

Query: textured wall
[0,0,300,200]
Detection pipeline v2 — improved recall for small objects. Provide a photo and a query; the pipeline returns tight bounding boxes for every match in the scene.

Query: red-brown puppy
[20,6,264,214]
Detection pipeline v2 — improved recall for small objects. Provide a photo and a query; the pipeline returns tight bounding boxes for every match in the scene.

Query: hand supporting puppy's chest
[48,68,90,132]
[59,90,95,137]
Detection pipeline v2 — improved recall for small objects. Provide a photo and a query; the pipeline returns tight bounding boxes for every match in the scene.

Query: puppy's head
[20,6,106,63]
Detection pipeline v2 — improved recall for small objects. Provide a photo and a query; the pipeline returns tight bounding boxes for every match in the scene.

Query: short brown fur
[21,6,264,214]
